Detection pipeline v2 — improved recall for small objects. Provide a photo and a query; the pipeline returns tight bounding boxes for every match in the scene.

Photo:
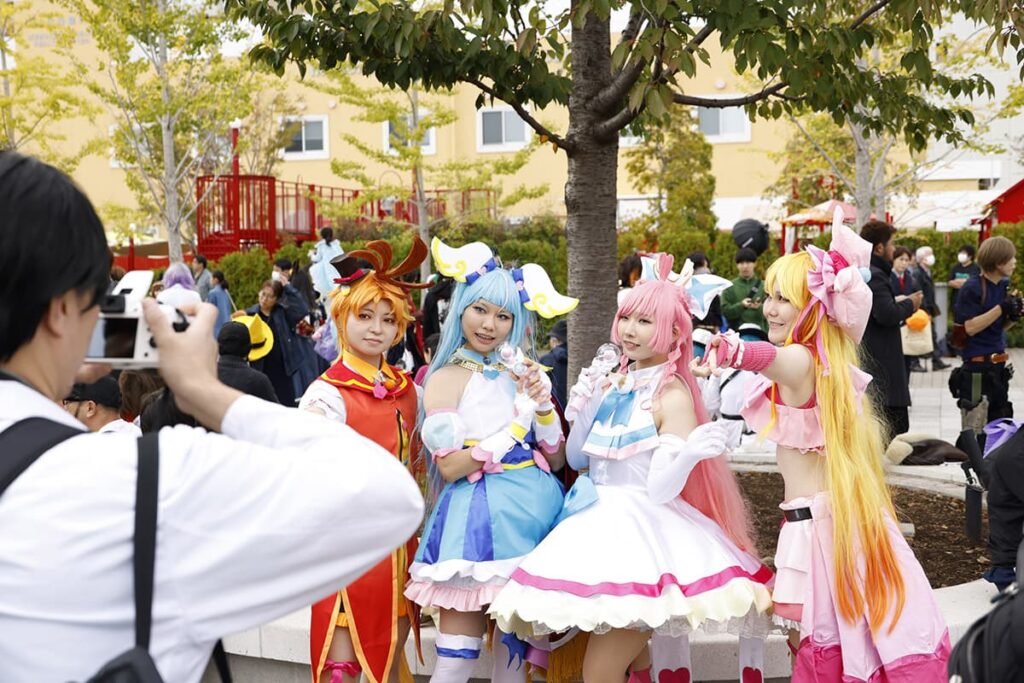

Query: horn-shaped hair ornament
[432,237,578,319]
[328,235,432,293]
[798,207,873,373]
[638,253,732,321]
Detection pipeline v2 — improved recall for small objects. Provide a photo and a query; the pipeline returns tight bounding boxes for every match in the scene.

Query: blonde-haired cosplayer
[703,215,949,682]
[299,236,431,683]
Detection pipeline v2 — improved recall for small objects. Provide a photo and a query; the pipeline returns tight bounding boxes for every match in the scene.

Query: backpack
[948,535,1024,682]
[0,417,231,682]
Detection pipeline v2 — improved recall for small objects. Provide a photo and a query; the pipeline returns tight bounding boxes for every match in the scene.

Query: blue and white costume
[406,349,565,611]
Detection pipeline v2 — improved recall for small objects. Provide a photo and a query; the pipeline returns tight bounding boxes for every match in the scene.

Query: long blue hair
[421,267,538,494]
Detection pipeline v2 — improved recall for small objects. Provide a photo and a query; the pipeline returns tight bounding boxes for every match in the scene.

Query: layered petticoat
[773,492,951,683]
[488,482,774,638]
[405,448,564,611]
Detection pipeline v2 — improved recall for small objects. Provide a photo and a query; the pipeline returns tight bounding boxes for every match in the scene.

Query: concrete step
[205,579,996,682]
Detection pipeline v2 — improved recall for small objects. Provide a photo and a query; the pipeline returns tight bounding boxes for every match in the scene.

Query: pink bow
[803,222,872,343]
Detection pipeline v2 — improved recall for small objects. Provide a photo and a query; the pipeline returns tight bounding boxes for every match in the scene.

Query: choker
[448,347,507,379]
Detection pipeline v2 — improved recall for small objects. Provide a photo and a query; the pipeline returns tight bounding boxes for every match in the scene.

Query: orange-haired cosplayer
[299,236,432,683]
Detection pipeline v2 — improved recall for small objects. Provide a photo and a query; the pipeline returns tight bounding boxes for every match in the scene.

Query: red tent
[779,199,857,253]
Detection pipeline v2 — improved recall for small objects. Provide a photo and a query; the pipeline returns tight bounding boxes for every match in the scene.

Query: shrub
[214,248,272,312]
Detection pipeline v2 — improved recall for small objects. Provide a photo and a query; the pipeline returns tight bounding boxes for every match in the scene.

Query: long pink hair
[613,277,757,553]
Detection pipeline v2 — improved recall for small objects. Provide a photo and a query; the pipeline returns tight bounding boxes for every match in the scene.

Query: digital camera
[84,270,190,369]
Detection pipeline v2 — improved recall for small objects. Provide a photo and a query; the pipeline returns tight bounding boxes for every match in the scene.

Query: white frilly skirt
[488,482,774,638]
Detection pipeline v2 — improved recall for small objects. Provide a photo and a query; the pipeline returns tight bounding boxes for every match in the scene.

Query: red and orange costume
[308,353,422,683]
[300,238,432,683]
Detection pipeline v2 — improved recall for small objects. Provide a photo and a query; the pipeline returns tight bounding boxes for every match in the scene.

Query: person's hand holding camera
[142,299,242,431]
[1001,295,1024,323]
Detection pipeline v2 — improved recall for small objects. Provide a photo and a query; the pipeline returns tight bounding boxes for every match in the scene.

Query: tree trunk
[409,90,432,284]
[565,7,618,384]
[156,0,183,264]
[850,119,886,226]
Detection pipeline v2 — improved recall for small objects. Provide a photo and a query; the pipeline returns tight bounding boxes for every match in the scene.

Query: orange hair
[328,236,429,356]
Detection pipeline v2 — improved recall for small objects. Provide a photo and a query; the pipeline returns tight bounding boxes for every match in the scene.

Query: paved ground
[906,348,1024,442]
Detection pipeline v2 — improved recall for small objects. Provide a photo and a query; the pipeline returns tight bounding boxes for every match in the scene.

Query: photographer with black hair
[720,247,767,334]
[0,153,423,682]
[952,235,1020,430]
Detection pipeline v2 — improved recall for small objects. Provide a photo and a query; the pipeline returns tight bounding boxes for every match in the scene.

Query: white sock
[430,633,482,683]
[491,631,524,683]
[738,636,764,682]
[651,633,691,682]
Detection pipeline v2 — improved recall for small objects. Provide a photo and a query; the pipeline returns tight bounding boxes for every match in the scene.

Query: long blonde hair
[766,251,905,633]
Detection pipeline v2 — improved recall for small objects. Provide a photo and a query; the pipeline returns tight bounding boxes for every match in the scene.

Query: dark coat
[218,355,280,403]
[862,254,916,408]
[246,283,323,399]
[890,269,918,298]
[913,267,941,317]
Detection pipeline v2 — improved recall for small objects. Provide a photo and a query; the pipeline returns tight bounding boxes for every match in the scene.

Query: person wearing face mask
[913,246,949,370]
[948,244,980,310]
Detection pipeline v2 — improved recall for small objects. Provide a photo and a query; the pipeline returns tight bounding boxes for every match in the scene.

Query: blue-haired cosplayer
[405,238,577,683]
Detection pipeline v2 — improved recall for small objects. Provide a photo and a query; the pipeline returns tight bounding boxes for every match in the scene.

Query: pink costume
[741,379,950,681]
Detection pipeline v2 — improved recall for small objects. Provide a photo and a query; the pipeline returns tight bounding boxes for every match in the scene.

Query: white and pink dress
[741,372,951,682]
[488,363,773,639]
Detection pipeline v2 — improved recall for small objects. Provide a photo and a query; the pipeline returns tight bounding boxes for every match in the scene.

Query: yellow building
[18,4,1002,240]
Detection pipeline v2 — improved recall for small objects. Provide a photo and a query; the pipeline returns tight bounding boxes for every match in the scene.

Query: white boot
[650,633,691,682]
[429,633,482,683]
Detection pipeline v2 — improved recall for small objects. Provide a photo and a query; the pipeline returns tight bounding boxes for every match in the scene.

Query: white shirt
[98,417,143,436]
[0,379,424,683]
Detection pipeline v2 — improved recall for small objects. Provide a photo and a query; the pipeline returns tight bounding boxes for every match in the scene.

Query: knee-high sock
[738,636,764,683]
[650,633,691,683]
[430,633,482,683]
[491,631,526,683]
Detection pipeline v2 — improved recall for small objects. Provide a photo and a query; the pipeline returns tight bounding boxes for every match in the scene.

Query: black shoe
[932,359,950,370]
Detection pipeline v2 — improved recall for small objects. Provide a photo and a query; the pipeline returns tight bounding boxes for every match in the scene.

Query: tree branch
[790,113,856,189]
[593,103,644,140]
[465,77,574,153]
[673,82,787,106]
[850,0,893,31]
[595,21,715,115]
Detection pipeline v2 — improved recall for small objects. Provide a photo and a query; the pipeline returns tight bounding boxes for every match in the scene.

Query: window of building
[282,115,329,160]
[382,111,436,155]
[696,104,751,143]
[477,106,529,152]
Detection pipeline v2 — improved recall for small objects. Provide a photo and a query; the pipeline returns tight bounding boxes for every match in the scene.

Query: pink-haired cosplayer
[489,255,773,683]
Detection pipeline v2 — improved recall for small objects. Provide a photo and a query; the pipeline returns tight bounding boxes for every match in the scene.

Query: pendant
[373,372,388,399]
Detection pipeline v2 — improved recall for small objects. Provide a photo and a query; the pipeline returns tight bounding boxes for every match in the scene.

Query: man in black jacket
[860,220,923,441]
[217,321,280,403]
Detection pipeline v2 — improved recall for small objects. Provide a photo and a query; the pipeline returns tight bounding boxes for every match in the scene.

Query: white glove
[647,422,729,504]
[476,391,537,464]
[532,368,554,413]
[566,364,606,420]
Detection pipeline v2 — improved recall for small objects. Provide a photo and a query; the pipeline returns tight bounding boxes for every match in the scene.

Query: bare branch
[790,113,856,189]
[465,77,574,153]
[673,82,787,107]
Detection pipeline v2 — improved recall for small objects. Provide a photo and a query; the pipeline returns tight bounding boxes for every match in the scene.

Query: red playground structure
[193,174,496,260]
